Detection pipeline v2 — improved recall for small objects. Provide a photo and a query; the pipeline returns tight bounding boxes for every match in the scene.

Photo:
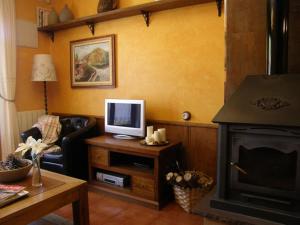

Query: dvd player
[96,171,130,187]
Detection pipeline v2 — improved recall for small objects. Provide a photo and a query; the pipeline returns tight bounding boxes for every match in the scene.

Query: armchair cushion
[60,119,75,136]
[42,151,63,164]
[56,119,75,146]
[41,162,64,174]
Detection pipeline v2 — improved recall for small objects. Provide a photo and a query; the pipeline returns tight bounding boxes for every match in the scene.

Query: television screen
[107,103,141,128]
[105,99,145,138]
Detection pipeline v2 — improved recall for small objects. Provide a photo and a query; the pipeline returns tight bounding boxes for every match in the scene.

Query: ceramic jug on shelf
[48,8,59,25]
[59,4,74,22]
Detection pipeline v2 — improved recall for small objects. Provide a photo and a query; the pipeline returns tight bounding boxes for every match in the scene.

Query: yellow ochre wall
[16,0,225,124]
[15,0,51,111]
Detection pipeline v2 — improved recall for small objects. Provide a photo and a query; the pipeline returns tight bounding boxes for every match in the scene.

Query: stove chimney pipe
[266,0,289,75]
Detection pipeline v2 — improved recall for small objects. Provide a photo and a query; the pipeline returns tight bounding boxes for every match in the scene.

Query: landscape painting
[70,35,115,88]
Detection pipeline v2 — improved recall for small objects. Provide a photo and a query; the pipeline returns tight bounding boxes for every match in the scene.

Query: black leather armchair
[21,116,97,180]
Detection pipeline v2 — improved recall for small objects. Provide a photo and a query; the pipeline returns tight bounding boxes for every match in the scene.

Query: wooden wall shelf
[38,0,219,42]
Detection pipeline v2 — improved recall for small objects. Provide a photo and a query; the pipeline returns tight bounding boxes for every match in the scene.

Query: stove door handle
[230,162,248,175]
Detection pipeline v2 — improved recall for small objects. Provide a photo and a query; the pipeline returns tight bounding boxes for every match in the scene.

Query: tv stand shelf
[85,135,181,209]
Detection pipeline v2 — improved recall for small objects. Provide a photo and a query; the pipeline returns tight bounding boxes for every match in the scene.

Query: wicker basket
[173,185,207,213]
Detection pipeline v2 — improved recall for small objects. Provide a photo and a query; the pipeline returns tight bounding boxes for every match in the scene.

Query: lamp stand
[43,81,48,115]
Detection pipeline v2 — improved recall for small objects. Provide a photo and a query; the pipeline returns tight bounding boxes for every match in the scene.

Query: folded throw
[33,115,62,154]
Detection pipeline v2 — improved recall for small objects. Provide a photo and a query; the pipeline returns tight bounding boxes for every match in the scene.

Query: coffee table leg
[72,184,89,225]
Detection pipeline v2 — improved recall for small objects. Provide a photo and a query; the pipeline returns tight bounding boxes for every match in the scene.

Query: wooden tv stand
[85,135,181,209]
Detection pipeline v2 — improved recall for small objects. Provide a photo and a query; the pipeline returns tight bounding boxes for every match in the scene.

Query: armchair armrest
[20,127,42,143]
[59,118,96,176]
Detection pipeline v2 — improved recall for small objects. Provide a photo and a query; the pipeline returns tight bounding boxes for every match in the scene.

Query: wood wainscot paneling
[54,113,218,179]
[148,120,217,178]
[189,126,217,177]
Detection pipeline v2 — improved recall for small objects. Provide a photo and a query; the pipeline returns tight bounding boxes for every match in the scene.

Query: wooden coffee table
[0,170,89,225]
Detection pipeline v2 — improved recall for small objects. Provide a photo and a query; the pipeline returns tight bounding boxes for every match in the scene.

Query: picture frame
[70,35,115,88]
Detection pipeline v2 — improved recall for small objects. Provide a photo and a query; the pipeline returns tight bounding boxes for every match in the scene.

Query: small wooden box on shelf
[85,135,181,209]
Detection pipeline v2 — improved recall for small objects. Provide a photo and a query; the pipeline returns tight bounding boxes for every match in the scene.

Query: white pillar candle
[153,131,161,143]
[158,128,166,142]
[147,126,154,138]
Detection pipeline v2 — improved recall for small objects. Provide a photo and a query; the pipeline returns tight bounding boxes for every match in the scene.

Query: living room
[0,0,299,225]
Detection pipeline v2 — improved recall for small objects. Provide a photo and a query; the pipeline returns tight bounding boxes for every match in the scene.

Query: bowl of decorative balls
[0,154,32,183]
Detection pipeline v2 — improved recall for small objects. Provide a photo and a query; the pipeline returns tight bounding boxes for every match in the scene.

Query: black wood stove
[211,74,300,224]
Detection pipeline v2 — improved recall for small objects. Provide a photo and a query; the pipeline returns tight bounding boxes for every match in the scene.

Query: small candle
[147,126,153,138]
[153,131,161,143]
[145,136,153,144]
[158,128,166,142]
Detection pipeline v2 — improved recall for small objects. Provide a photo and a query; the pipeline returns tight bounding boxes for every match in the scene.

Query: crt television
[105,99,145,139]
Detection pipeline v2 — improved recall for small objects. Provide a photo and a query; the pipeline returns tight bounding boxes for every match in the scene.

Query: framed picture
[70,35,115,88]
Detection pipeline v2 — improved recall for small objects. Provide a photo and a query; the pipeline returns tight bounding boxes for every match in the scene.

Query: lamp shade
[32,54,57,81]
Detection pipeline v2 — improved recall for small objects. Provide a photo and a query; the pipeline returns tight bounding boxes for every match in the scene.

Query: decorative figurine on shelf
[97,0,118,13]
[59,4,74,22]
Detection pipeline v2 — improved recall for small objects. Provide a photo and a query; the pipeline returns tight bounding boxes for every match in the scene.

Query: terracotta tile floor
[54,190,205,225]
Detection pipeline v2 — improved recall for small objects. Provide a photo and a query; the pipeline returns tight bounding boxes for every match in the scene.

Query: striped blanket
[33,115,62,153]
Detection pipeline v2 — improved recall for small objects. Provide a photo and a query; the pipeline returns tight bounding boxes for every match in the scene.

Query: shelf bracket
[141,10,150,27]
[47,31,55,42]
[87,22,95,35]
[216,0,222,17]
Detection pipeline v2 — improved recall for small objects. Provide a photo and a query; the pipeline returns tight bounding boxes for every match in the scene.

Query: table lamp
[32,54,57,114]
